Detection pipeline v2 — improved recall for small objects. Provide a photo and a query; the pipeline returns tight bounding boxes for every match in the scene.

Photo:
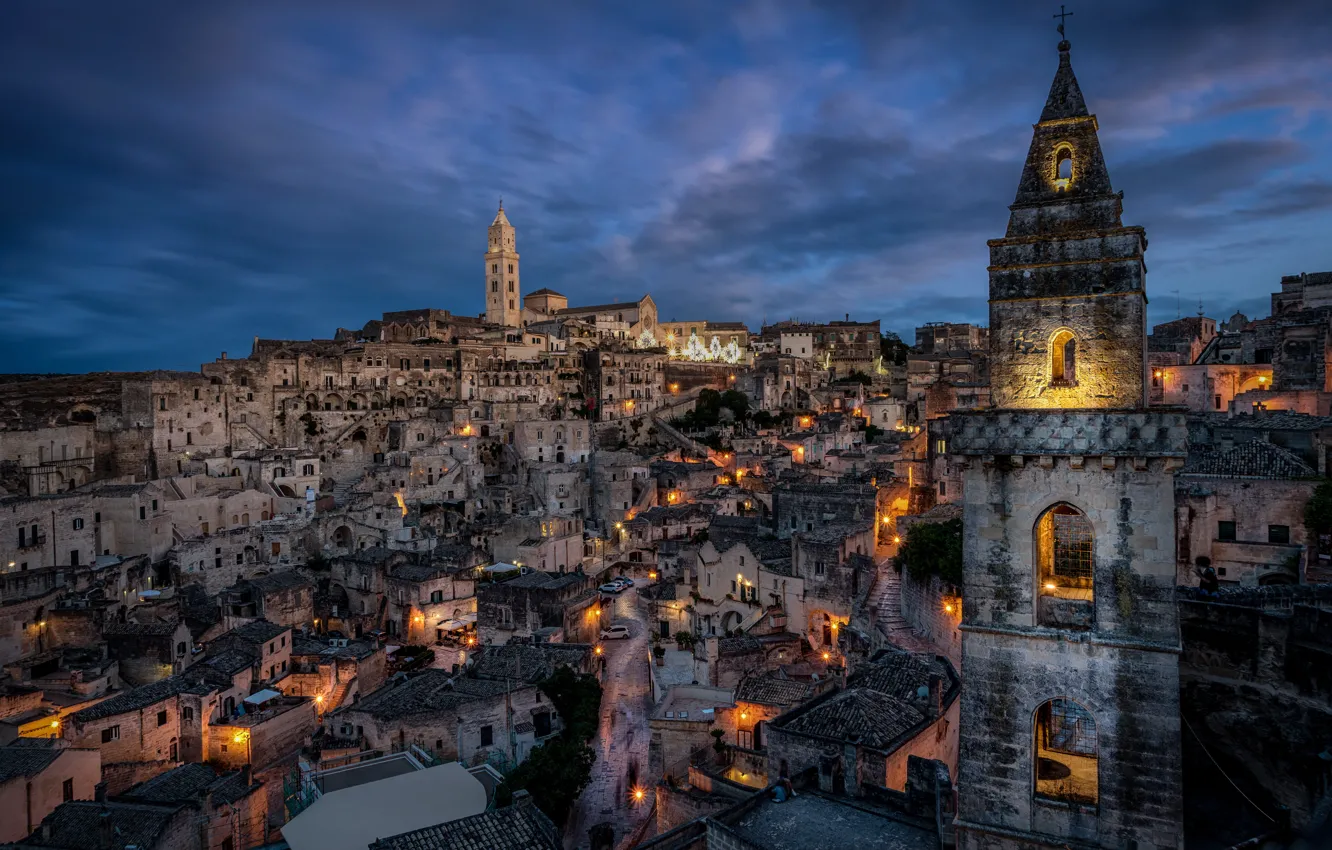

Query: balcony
[18,534,47,551]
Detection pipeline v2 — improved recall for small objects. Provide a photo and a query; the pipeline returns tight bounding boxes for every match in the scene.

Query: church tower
[485,201,521,327]
[950,37,1185,849]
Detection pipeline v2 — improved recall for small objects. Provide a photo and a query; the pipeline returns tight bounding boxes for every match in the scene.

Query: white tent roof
[282,761,486,850]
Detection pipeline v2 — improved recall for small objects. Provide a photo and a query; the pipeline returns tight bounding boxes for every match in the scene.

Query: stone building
[765,649,959,795]
[1174,440,1316,586]
[484,202,522,328]
[335,671,557,769]
[915,322,989,355]
[115,762,268,850]
[0,741,102,843]
[476,570,600,646]
[581,347,668,422]
[950,37,1184,848]
[101,620,194,686]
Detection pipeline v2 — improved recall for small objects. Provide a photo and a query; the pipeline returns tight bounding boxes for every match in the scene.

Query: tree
[881,332,910,366]
[752,410,776,429]
[493,667,603,827]
[894,518,963,586]
[720,389,750,421]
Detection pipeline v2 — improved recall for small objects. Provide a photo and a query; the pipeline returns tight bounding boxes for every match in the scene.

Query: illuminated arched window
[1050,329,1077,385]
[1035,502,1094,611]
[1035,698,1098,807]
[1054,146,1074,189]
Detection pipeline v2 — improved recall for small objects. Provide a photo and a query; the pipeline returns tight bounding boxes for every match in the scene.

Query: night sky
[3,1,1330,373]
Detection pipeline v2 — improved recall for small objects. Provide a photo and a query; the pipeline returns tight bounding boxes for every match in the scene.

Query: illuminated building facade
[950,38,1185,849]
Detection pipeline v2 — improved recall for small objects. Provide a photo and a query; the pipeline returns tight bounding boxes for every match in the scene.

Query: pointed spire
[1039,40,1089,123]
[491,198,511,228]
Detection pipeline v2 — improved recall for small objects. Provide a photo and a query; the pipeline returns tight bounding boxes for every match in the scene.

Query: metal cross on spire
[1053,5,1073,38]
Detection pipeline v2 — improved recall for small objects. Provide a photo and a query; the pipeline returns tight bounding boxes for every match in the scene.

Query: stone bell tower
[950,37,1185,850]
[485,201,521,327]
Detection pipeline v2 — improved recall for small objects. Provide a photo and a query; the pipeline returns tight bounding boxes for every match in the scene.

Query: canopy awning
[437,612,478,631]
[244,688,281,706]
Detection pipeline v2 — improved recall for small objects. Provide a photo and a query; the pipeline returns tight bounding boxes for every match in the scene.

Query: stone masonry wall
[899,570,962,668]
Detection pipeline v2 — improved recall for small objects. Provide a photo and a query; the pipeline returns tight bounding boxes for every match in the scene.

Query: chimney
[928,673,943,717]
[241,764,252,786]
[512,789,533,808]
[94,782,107,803]
[40,822,52,841]
[845,313,849,322]
[220,352,227,360]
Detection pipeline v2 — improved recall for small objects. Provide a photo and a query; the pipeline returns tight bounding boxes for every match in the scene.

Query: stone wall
[899,570,962,667]
[654,782,735,834]
[1179,597,1332,827]
[100,758,175,795]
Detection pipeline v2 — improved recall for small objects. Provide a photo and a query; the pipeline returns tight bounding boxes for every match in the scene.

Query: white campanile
[485,200,521,327]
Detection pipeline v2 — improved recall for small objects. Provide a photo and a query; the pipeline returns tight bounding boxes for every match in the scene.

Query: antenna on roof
[1197,299,1204,318]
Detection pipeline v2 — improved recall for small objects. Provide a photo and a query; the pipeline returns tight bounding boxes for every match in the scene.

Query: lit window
[1050,329,1077,385]
[1034,698,1097,806]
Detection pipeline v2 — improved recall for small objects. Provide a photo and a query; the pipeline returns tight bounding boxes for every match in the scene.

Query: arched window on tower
[1054,146,1074,189]
[1050,329,1077,386]
[1035,503,1094,627]
[1034,698,1098,807]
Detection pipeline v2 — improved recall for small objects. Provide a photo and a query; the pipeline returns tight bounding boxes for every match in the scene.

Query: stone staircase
[870,563,936,654]
[325,675,357,713]
[331,481,356,507]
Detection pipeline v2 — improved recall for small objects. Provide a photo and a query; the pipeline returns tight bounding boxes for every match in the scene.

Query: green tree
[493,667,603,826]
[720,389,750,421]
[894,518,963,586]
[880,332,910,366]
[1305,481,1332,552]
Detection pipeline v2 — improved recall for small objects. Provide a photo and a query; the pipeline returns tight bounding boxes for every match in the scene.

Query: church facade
[950,38,1185,849]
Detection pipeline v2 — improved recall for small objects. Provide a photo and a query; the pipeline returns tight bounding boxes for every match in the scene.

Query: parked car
[599,582,624,594]
[601,624,631,640]
[614,577,635,588]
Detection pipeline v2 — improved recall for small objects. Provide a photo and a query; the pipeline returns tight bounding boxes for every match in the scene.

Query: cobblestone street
[565,584,655,849]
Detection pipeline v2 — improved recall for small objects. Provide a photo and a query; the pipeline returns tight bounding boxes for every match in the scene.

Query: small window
[1034,698,1097,806]
[183,706,194,721]
[63,777,74,801]
[1050,329,1077,385]
[1217,521,1236,542]
[157,710,168,727]
[73,518,84,530]
[814,561,825,576]
[1054,147,1074,189]
[1269,524,1290,545]
[102,725,120,743]
[480,725,494,746]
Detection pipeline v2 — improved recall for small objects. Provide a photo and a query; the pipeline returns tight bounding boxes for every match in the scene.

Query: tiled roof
[1180,440,1317,479]
[0,745,62,783]
[469,643,591,685]
[734,675,813,708]
[369,800,561,850]
[102,620,180,637]
[117,763,256,807]
[215,619,288,646]
[73,677,191,722]
[245,571,314,593]
[782,688,924,750]
[852,650,953,704]
[390,563,450,583]
[349,670,520,719]
[17,801,185,849]
[1192,411,1332,432]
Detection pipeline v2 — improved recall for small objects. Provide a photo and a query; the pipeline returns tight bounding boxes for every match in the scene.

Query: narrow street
[565,583,655,849]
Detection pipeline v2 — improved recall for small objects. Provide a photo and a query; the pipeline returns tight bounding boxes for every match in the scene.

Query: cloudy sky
[2,0,1330,373]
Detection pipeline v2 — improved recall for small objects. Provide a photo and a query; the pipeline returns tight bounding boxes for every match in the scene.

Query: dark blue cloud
[1,0,1329,371]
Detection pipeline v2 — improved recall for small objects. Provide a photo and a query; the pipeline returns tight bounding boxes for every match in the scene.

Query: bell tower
[485,201,521,327]
[951,36,1185,850]
[987,36,1148,409]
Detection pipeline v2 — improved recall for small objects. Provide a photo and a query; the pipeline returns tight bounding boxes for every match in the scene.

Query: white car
[601,624,631,640]
[598,582,623,594]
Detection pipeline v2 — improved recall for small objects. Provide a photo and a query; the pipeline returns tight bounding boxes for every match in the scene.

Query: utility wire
[1182,715,1276,823]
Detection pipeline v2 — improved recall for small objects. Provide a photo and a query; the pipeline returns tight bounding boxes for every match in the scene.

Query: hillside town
[2,34,1332,850]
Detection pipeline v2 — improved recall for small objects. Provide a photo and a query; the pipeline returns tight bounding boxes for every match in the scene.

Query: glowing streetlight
[632,786,645,804]
[822,651,831,661]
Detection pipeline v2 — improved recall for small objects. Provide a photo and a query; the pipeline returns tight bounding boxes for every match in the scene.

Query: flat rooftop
[652,685,734,722]
[726,792,935,850]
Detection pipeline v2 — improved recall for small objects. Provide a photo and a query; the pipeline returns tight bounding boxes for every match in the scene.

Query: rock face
[953,39,1184,850]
